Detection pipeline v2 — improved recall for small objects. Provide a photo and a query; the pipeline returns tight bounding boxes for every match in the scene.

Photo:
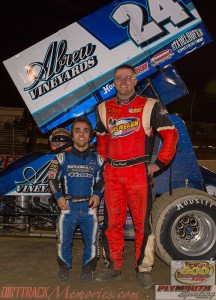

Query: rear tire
[152,188,216,265]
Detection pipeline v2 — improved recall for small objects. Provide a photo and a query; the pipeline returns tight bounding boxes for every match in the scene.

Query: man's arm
[89,156,105,209]
[96,103,109,160]
[48,155,69,210]
[149,100,179,174]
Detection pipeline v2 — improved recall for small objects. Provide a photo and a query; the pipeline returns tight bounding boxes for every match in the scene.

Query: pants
[57,201,99,270]
[103,163,155,272]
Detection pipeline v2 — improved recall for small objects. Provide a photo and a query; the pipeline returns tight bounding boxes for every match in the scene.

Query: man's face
[72,121,91,151]
[114,68,137,99]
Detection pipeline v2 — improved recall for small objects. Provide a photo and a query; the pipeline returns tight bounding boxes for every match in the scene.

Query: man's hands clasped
[57,195,100,210]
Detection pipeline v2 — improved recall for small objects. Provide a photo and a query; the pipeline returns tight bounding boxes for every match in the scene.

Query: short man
[48,117,104,281]
[96,64,178,287]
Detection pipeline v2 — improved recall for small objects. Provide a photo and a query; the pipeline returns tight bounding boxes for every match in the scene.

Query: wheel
[152,188,216,265]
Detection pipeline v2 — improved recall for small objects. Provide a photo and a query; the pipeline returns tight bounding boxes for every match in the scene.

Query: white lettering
[103,83,114,94]
[112,0,193,47]
[176,198,213,210]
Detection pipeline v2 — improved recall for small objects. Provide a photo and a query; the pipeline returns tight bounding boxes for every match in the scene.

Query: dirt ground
[0,237,170,300]
[1,163,214,300]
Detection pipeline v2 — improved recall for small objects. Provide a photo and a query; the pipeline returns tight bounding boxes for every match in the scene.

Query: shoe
[137,271,154,289]
[95,267,121,281]
[58,268,70,281]
[80,268,94,281]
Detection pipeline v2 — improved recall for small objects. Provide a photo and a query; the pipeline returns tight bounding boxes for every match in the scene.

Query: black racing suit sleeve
[150,101,175,129]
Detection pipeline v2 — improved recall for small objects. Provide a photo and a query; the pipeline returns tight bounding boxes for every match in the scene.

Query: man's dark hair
[71,116,93,139]
[114,64,136,76]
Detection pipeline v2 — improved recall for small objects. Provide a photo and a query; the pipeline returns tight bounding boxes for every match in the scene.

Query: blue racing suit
[48,147,104,271]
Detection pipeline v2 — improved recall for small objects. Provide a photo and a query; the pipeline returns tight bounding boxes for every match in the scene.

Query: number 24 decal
[112,0,195,47]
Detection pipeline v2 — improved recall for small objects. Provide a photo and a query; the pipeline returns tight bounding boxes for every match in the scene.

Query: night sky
[1,0,216,122]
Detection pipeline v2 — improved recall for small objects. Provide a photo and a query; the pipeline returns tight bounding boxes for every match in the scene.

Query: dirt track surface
[0,237,170,300]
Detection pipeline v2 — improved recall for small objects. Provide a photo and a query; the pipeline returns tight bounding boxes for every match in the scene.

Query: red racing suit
[96,94,178,272]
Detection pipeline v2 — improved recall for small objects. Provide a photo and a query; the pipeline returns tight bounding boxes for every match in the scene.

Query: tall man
[96,64,178,288]
[48,117,104,281]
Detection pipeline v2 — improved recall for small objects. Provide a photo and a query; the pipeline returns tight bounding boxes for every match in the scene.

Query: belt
[106,156,150,168]
[65,195,90,203]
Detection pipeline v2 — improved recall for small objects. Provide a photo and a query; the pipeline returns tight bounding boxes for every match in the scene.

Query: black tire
[152,188,216,265]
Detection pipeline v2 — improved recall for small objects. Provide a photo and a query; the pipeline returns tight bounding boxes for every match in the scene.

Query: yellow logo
[111,120,139,134]
[175,261,214,284]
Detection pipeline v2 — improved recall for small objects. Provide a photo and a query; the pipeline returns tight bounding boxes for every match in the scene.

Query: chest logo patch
[108,117,140,137]
[128,107,143,113]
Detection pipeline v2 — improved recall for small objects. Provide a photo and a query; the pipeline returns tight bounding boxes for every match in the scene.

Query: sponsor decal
[176,198,213,210]
[67,165,95,178]
[102,82,115,95]
[108,117,140,137]
[15,161,52,194]
[56,153,64,163]
[171,29,204,53]
[150,49,173,66]
[49,161,58,170]
[171,261,215,285]
[128,107,143,113]
[25,41,97,100]
[47,171,56,179]
[16,185,50,193]
[155,285,216,300]
[68,172,93,178]
[134,62,149,75]
[67,165,95,173]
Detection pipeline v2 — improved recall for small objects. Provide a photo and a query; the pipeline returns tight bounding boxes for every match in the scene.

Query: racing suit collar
[71,147,91,159]
[116,92,136,105]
